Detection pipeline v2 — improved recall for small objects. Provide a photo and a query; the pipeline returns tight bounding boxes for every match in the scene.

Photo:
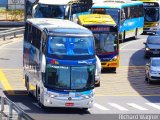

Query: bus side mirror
[146,63,149,67]
[143,42,146,45]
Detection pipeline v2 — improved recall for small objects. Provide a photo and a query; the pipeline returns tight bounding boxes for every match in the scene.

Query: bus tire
[95,81,100,87]
[134,29,138,40]
[148,79,152,84]
[25,75,27,88]
[82,108,88,111]
[121,31,125,43]
[111,67,116,72]
[26,80,31,96]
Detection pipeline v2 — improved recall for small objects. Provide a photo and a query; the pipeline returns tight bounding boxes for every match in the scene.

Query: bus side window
[24,23,28,41]
[41,32,47,53]
[28,24,33,44]
[121,9,125,20]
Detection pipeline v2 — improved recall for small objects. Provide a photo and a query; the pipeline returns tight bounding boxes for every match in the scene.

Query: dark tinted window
[123,5,144,19]
[24,22,41,49]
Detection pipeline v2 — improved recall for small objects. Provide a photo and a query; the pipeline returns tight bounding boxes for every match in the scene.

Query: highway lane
[1,35,160,120]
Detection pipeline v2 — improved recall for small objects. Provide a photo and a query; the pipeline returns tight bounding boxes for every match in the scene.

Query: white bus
[23,18,100,110]
[25,0,92,21]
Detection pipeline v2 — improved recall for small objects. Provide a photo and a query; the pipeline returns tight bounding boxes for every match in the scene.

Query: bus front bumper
[143,27,158,34]
[101,61,119,68]
[43,96,94,108]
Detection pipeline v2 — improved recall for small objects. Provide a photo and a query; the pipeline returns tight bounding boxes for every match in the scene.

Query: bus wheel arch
[25,76,30,95]
[36,86,45,108]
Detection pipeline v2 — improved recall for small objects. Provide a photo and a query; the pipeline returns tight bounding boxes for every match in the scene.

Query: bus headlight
[150,70,157,74]
[146,47,150,51]
[110,55,118,61]
[95,74,100,82]
[82,94,93,99]
[44,91,57,98]
[154,23,159,27]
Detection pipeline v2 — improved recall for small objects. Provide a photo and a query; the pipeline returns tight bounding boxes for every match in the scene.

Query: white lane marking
[108,103,128,111]
[127,103,148,110]
[121,49,144,51]
[0,38,22,48]
[33,103,41,108]
[0,48,22,50]
[146,103,160,110]
[120,42,134,50]
[120,40,141,50]
[94,103,110,110]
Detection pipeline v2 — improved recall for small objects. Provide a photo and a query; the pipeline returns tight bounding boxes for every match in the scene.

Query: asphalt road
[1,35,160,120]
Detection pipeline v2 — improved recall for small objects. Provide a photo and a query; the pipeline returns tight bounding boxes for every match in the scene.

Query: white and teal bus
[91,0,144,42]
[23,18,100,110]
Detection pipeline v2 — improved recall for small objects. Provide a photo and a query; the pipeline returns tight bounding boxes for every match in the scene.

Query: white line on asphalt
[120,40,139,50]
[94,103,110,110]
[32,103,41,108]
[120,42,133,50]
[120,49,144,51]
[146,103,160,110]
[108,103,128,111]
[0,48,22,50]
[127,103,148,110]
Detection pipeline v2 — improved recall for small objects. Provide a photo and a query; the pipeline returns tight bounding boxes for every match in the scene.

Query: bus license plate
[65,102,74,107]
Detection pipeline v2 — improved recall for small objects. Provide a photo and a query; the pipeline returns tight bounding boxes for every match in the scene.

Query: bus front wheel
[26,80,31,96]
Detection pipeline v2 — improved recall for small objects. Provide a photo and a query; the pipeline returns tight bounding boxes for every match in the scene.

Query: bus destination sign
[87,26,110,31]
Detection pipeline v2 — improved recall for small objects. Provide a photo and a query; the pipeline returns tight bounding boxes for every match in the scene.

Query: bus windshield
[92,8,120,24]
[45,65,95,91]
[94,33,118,53]
[144,7,159,22]
[34,4,65,19]
[48,36,94,55]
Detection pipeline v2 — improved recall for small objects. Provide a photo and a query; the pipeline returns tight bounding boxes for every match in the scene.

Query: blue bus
[91,0,144,42]
[23,18,98,110]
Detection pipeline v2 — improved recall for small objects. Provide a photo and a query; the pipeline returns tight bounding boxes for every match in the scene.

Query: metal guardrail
[0,96,33,120]
[0,27,24,40]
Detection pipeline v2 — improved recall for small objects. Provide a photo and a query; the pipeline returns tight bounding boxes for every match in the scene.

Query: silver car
[144,36,160,58]
[155,28,160,36]
[145,57,160,84]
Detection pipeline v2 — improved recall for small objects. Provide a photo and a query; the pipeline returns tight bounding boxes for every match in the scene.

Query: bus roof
[78,14,116,26]
[26,18,93,35]
[38,0,76,5]
[92,1,143,9]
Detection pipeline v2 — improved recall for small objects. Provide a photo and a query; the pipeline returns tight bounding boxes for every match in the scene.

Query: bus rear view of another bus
[91,0,144,42]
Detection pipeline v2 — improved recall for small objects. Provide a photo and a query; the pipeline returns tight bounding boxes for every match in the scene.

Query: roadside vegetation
[0,8,24,21]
